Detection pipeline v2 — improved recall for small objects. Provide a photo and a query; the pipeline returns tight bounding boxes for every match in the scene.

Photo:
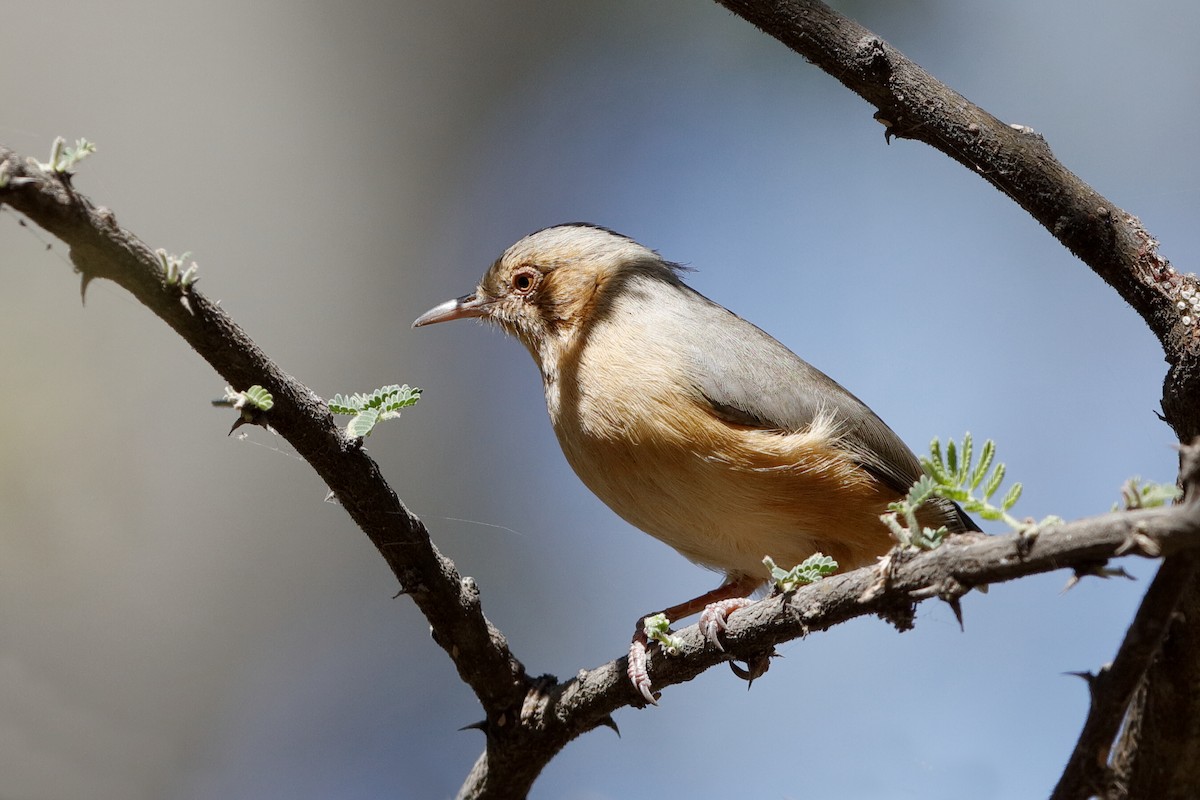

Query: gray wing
[670,287,979,533]
[673,289,922,493]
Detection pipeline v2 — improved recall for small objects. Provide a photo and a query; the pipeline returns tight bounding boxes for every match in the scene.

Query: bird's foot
[699,597,774,686]
[628,589,759,704]
[627,629,658,706]
[698,597,753,650]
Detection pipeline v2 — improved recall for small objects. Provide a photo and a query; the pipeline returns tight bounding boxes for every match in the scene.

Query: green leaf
[762,555,788,582]
[243,385,274,411]
[957,433,973,483]
[346,408,380,438]
[905,474,937,505]
[330,384,422,438]
[1118,478,1182,510]
[764,553,839,592]
[921,455,951,486]
[929,437,943,470]
[41,136,97,173]
[898,433,1047,539]
[642,613,682,655]
[983,462,1006,500]
[1139,482,1181,508]
[969,439,993,490]
[328,393,360,414]
[1001,482,1023,511]
[921,526,949,548]
[936,486,970,503]
[330,384,421,418]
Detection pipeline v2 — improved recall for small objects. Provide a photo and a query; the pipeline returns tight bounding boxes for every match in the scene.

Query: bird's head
[413,224,678,364]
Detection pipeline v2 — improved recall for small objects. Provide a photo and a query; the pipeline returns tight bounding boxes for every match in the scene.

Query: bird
[413,223,979,703]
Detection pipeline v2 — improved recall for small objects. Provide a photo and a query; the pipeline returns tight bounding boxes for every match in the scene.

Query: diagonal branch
[8,133,1200,798]
[710,3,1200,796]
[0,146,531,721]
[454,498,1200,799]
[1051,441,1200,799]
[712,0,1200,433]
[556,501,1200,723]
[1051,552,1199,800]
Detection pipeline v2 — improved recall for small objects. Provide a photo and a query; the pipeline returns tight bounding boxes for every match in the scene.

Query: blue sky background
[1,2,1197,798]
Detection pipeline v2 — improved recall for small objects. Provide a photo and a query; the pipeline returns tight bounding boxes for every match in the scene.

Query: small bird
[413,224,978,702]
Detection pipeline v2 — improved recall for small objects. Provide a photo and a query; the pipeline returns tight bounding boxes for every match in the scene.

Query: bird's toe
[627,632,658,706]
[699,597,754,650]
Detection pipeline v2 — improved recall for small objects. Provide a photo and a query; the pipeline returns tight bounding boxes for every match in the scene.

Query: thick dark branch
[1114,553,1200,798]
[710,4,1200,796]
[454,498,1200,799]
[565,503,1200,716]
[9,139,1200,798]
[713,0,1200,439]
[1052,443,1200,799]
[10,4,1200,777]
[1051,553,1199,800]
[0,146,532,720]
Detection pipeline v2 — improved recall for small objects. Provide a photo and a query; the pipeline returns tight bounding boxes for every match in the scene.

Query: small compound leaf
[243,385,274,411]
[346,408,380,438]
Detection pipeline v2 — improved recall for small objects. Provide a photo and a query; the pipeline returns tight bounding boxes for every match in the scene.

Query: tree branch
[448,492,1200,797]
[6,3,1200,793]
[1052,438,1200,799]
[710,2,1200,795]
[556,500,1200,719]
[713,0,1200,436]
[1051,552,1199,800]
[0,146,532,721]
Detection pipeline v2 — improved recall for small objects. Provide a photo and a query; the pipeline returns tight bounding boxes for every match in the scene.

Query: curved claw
[699,597,754,650]
[728,649,775,687]
[627,632,658,706]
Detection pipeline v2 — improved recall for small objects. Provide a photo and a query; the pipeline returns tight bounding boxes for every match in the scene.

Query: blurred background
[1,1,1196,797]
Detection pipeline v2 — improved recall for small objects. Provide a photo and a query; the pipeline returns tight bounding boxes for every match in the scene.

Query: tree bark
[712,2,1200,797]
[4,1,1200,795]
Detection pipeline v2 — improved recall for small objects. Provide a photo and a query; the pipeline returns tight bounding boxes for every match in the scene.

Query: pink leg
[627,575,763,704]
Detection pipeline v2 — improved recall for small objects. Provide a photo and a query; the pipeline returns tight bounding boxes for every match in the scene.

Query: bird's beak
[412,292,490,328]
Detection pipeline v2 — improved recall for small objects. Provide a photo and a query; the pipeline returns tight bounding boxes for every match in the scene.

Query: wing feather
[670,287,978,532]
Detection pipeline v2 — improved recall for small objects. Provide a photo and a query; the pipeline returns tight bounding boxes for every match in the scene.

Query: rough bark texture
[4,2,1200,796]
[713,3,1200,798]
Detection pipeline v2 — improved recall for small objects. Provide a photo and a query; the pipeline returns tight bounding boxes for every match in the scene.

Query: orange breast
[546,330,897,581]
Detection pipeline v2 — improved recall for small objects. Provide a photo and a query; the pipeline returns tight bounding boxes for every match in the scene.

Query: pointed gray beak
[412,293,490,328]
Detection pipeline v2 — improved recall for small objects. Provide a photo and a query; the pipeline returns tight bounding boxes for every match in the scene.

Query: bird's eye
[510,268,539,296]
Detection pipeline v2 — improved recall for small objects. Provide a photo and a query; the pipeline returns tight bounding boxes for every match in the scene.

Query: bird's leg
[627,575,763,704]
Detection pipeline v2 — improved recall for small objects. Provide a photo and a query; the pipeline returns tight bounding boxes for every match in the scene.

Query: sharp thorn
[597,715,620,737]
[946,596,965,631]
